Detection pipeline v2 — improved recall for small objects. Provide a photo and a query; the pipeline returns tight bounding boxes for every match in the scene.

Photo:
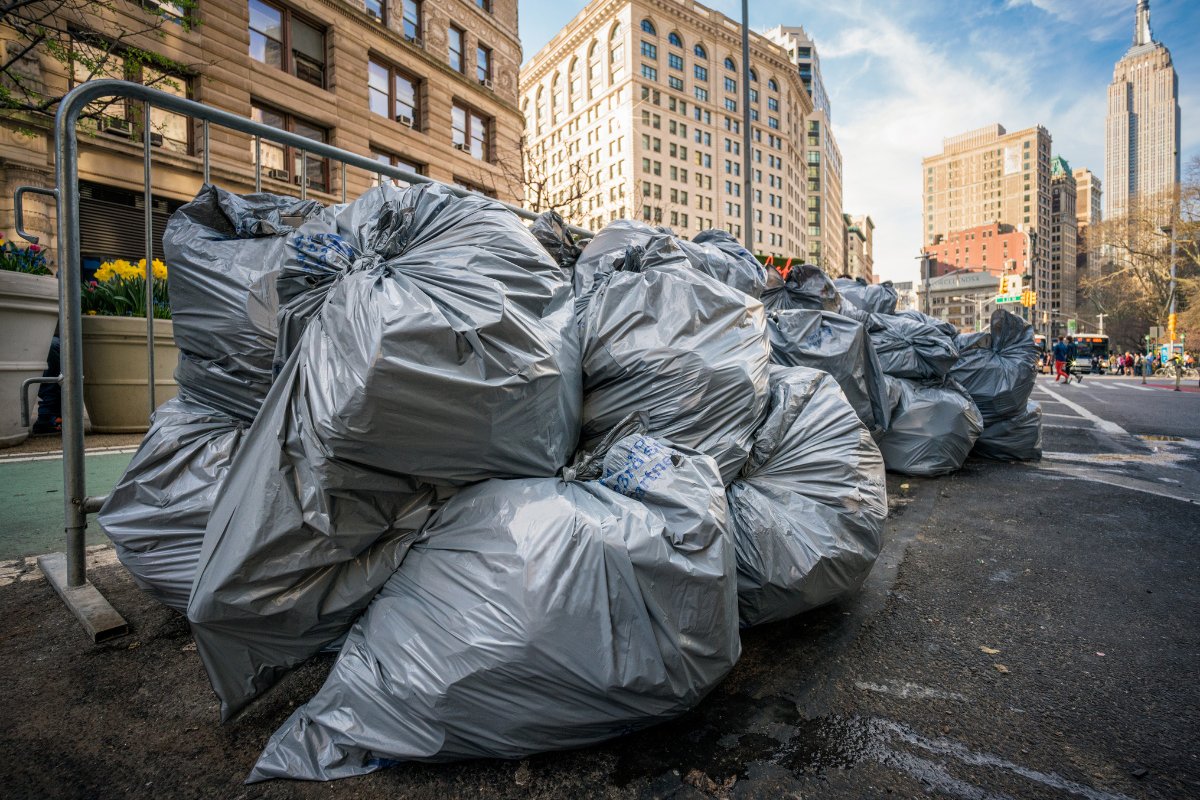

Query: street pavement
[0,375,1197,799]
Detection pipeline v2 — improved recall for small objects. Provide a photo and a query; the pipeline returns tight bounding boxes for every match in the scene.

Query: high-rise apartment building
[519,1,813,257]
[1073,167,1102,289]
[0,0,524,264]
[764,25,843,271]
[1105,0,1180,221]
[1049,156,1077,337]
[922,123,1053,329]
[843,213,873,282]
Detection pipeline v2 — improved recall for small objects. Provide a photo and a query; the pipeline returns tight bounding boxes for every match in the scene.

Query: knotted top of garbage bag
[835,278,898,315]
[762,264,841,311]
[679,229,767,298]
[531,210,584,270]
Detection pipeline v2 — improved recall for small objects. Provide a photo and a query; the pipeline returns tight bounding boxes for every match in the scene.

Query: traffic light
[1020,289,1037,307]
[1168,312,1177,340]
[999,275,1009,294]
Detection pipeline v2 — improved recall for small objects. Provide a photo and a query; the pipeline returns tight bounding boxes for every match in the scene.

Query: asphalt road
[0,376,1197,799]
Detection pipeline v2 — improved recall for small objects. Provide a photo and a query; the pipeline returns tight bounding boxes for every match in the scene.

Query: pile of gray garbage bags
[877,376,984,477]
[100,191,887,783]
[952,309,1043,461]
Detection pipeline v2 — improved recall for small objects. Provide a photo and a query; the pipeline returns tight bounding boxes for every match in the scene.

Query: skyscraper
[1049,156,1078,337]
[1105,0,1181,221]
[1073,167,1102,285]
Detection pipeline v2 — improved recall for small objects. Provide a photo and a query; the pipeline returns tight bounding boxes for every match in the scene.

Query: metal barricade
[13,79,591,641]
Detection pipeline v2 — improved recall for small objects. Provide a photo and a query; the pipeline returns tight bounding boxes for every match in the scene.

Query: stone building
[0,0,524,267]
[519,0,813,258]
[922,123,1053,333]
[842,212,873,282]
[923,222,1031,279]
[1049,155,1077,338]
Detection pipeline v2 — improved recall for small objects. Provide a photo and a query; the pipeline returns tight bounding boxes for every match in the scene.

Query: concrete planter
[0,270,59,447]
[81,315,178,433]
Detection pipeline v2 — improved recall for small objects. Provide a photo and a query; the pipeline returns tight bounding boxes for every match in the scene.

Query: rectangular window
[402,0,421,41]
[448,26,464,72]
[767,97,779,111]
[368,57,420,126]
[641,65,657,81]
[668,76,683,91]
[724,77,736,93]
[749,88,758,104]
[251,102,328,191]
[248,0,326,88]
[641,41,657,59]
[452,102,491,161]
[476,0,490,11]
[477,44,491,83]
[668,53,683,70]
[694,87,708,102]
[768,117,779,129]
[364,0,384,22]
[724,98,736,112]
[694,65,707,81]
[371,149,425,187]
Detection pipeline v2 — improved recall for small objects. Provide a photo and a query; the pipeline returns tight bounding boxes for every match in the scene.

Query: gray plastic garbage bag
[878,377,983,476]
[766,309,891,435]
[680,229,768,298]
[98,397,245,612]
[530,209,582,269]
[164,184,338,421]
[188,182,580,719]
[248,424,739,780]
[835,278,898,315]
[276,181,581,483]
[869,313,960,380]
[973,401,1043,461]
[950,309,1039,424]
[728,366,887,627]
[573,219,669,294]
[577,235,770,483]
[763,265,879,329]
[895,309,958,338]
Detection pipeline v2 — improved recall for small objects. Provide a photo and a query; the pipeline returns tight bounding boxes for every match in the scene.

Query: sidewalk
[0,434,140,559]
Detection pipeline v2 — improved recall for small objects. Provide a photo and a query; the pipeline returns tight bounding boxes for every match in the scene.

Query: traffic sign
[995,294,1022,304]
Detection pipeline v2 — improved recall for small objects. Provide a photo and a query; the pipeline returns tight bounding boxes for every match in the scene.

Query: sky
[518,0,1200,284]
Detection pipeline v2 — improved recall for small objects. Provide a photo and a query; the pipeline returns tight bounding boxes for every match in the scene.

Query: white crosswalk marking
[1110,382,1155,392]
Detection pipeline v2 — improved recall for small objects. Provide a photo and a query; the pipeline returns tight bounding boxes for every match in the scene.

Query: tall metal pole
[1168,222,1179,391]
[142,101,156,420]
[740,0,752,251]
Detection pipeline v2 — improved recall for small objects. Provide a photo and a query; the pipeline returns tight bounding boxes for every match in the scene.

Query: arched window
[724,57,735,71]
[610,23,624,82]
[550,73,562,124]
[535,86,546,135]
[694,43,707,59]
[668,31,682,48]
[568,56,581,111]
[749,68,758,82]
[587,40,601,97]
[640,19,655,35]
[768,77,779,92]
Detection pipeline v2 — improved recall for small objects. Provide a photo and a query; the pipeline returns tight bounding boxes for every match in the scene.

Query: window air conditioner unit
[404,34,423,48]
[149,132,164,147]
[479,78,493,90]
[396,114,414,128]
[100,117,131,136]
[267,168,290,181]
[452,142,468,152]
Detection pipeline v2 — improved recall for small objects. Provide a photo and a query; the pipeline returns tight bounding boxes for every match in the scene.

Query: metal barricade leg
[34,91,129,643]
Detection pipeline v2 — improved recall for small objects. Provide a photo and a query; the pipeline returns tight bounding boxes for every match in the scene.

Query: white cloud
[1004,0,1132,42]
[819,7,1117,284]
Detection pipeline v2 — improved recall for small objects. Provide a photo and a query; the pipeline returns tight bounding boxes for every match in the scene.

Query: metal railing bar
[202,120,210,184]
[254,135,261,193]
[13,185,57,244]
[300,149,308,201]
[143,100,156,418]
[341,161,347,203]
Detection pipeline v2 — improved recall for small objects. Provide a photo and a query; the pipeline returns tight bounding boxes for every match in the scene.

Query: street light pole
[740,0,752,251]
[1168,221,1180,391]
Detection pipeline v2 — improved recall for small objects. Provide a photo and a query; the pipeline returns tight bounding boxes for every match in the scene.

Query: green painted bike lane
[0,450,134,559]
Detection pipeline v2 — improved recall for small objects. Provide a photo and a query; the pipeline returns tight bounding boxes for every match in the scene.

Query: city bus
[1072,334,1111,373]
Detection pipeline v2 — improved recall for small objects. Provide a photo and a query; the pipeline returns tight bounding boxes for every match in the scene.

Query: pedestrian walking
[1053,337,1069,383]
[1066,336,1082,383]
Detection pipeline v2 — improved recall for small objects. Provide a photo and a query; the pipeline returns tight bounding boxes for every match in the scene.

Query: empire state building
[1104,0,1181,221]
